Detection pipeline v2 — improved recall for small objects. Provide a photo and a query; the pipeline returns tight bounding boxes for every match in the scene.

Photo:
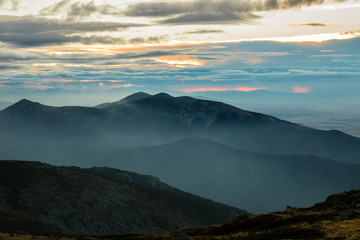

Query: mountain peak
[120,92,152,104]
[152,92,173,98]
[4,99,42,112]
[95,92,152,108]
[17,99,37,105]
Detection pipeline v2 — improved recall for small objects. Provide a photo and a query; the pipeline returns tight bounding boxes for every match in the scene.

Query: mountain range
[1,92,359,163]
[0,92,359,213]
[63,137,360,213]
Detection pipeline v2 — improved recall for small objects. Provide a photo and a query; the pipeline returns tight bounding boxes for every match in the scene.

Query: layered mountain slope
[102,92,360,163]
[1,92,359,163]
[0,160,243,236]
[65,138,360,213]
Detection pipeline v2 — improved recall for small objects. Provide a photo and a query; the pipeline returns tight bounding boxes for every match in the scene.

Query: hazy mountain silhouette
[1,92,359,163]
[101,92,359,163]
[95,92,152,108]
[1,93,360,213]
[64,137,360,213]
[0,160,243,236]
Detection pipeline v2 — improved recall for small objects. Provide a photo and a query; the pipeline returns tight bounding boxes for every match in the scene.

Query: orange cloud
[181,86,267,93]
[293,86,310,93]
[234,87,267,92]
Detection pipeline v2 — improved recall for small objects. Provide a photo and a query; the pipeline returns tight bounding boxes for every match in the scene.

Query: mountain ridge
[63,137,360,213]
[0,160,244,236]
[2,189,360,239]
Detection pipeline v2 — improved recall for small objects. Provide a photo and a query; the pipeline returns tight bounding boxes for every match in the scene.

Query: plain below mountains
[0,160,244,236]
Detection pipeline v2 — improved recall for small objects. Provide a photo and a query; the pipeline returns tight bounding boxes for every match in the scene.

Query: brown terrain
[1,190,360,240]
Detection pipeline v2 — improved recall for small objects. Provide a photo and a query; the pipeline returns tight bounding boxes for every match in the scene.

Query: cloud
[0,0,19,11]
[123,0,337,25]
[290,23,328,27]
[234,87,267,92]
[123,0,258,24]
[293,86,310,93]
[181,86,267,93]
[0,63,20,70]
[183,28,224,34]
[0,16,143,46]
[39,0,118,19]
[128,35,169,44]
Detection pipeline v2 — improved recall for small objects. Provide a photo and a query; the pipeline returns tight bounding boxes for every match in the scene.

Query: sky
[0,0,359,111]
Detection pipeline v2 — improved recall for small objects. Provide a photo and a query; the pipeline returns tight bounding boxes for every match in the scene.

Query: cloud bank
[123,0,340,24]
[0,16,143,46]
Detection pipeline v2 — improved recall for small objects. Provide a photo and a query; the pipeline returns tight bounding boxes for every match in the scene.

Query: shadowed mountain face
[64,138,360,213]
[0,208,68,236]
[0,92,359,163]
[0,160,243,236]
[2,189,360,240]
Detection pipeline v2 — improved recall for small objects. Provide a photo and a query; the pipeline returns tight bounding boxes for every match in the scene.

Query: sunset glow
[293,86,310,93]
[181,87,267,93]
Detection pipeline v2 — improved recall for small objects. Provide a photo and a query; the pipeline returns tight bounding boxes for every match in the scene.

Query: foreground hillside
[1,190,360,240]
[0,160,243,236]
[65,138,360,213]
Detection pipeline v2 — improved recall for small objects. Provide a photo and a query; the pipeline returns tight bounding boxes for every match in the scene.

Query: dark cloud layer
[0,16,143,46]
[40,0,118,19]
[38,0,339,25]
[183,29,224,34]
[123,0,338,24]
[290,22,328,27]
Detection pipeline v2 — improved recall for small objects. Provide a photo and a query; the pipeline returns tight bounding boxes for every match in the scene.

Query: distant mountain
[64,138,360,213]
[95,92,151,108]
[2,92,359,163]
[104,92,359,163]
[0,160,243,236]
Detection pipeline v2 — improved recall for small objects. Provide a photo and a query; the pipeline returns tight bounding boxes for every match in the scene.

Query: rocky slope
[0,160,243,236]
[1,190,360,240]
[0,208,68,236]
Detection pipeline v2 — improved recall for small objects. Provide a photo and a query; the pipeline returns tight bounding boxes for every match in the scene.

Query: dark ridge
[0,160,244,236]
[0,208,68,236]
